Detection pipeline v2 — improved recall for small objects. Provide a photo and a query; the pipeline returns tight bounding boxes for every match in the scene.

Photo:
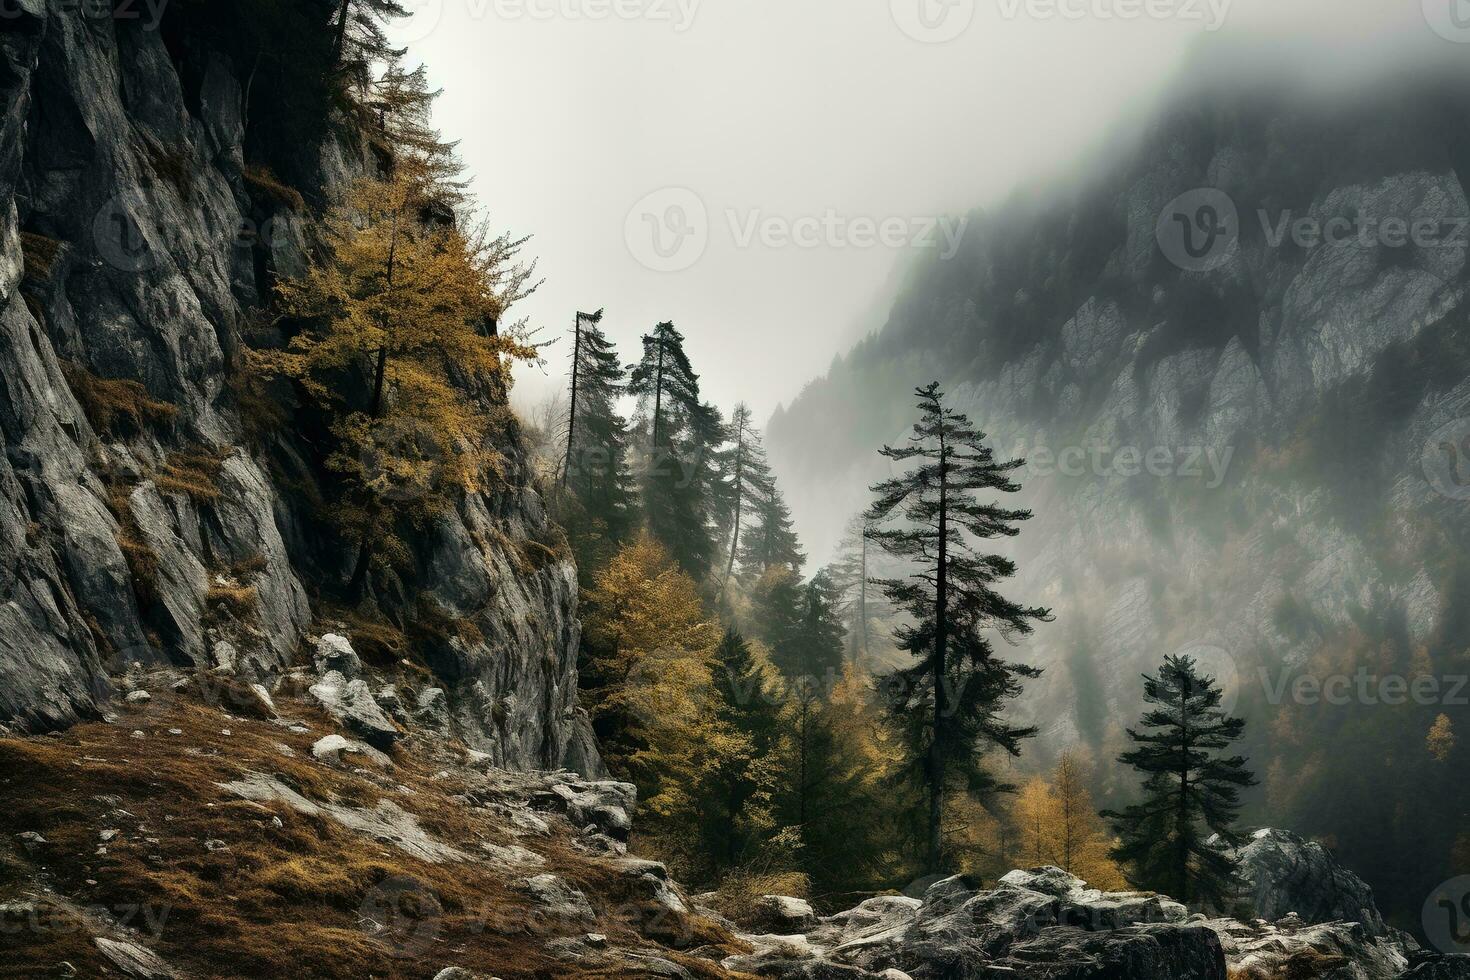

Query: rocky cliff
[0,1,598,774]
[767,57,1470,923]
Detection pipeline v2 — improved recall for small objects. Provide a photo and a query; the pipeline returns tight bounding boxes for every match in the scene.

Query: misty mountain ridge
[767,51,1470,926]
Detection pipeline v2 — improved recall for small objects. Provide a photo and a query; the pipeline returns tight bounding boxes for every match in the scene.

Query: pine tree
[738,480,805,580]
[628,322,722,577]
[332,0,409,79]
[706,629,785,870]
[796,570,847,680]
[559,310,633,572]
[716,404,776,604]
[865,382,1051,872]
[1103,654,1257,906]
[828,514,880,665]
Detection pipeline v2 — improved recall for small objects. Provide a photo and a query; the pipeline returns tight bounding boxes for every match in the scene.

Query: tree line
[547,320,1260,907]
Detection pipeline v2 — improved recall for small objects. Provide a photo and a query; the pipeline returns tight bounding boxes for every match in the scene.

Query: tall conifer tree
[1103,654,1256,906]
[865,382,1050,872]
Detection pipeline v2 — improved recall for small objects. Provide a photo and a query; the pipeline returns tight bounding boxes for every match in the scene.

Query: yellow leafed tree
[1427,713,1456,763]
[1013,776,1058,869]
[255,65,538,596]
[581,533,726,830]
[1009,754,1126,890]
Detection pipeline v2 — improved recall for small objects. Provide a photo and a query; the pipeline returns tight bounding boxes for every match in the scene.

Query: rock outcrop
[728,859,1461,980]
[1226,828,1388,936]
[0,1,600,775]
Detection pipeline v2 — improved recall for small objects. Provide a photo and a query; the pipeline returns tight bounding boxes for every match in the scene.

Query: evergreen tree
[828,515,877,665]
[707,630,784,870]
[1103,654,1257,906]
[559,310,633,572]
[332,0,409,79]
[738,480,805,580]
[716,404,775,604]
[865,382,1051,872]
[628,322,722,577]
[748,566,804,675]
[796,570,847,680]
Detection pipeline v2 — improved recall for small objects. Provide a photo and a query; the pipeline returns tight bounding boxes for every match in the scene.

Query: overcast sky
[393,0,1451,424]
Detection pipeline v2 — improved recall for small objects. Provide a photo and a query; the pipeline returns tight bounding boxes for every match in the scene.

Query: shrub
[243,165,306,213]
[706,868,812,925]
[19,231,63,282]
[62,364,178,437]
[105,485,161,608]
[205,581,259,626]
[156,448,229,503]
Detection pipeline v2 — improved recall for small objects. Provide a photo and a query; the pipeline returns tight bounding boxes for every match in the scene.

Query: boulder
[92,938,176,979]
[1225,829,1387,936]
[313,634,362,678]
[525,873,596,927]
[309,671,399,750]
[748,895,820,935]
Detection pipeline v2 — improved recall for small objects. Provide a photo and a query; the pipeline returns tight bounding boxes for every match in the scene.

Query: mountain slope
[767,59,1470,926]
[0,2,598,773]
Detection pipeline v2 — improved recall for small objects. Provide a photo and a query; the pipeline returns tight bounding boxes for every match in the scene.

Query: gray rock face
[735,843,1422,980]
[1226,828,1388,936]
[308,671,400,750]
[0,2,601,776]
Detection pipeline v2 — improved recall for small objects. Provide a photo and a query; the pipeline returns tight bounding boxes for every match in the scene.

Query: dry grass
[705,869,812,926]
[317,606,413,669]
[62,364,178,438]
[19,231,62,282]
[144,139,194,199]
[204,582,259,626]
[243,165,306,213]
[0,691,747,979]
[105,484,161,608]
[156,448,229,504]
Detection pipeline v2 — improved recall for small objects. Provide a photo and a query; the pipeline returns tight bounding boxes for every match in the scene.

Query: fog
[393,0,1458,424]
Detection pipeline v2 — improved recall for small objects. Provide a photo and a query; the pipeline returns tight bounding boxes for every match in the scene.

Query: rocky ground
[2,632,1467,980]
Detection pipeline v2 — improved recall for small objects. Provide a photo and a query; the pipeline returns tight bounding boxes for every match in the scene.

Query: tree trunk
[562,314,582,487]
[718,422,745,606]
[929,425,950,873]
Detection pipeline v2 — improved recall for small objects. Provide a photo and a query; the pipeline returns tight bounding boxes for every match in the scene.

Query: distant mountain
[767,59,1470,927]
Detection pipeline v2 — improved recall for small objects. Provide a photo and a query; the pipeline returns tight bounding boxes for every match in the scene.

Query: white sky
[394,0,1449,423]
